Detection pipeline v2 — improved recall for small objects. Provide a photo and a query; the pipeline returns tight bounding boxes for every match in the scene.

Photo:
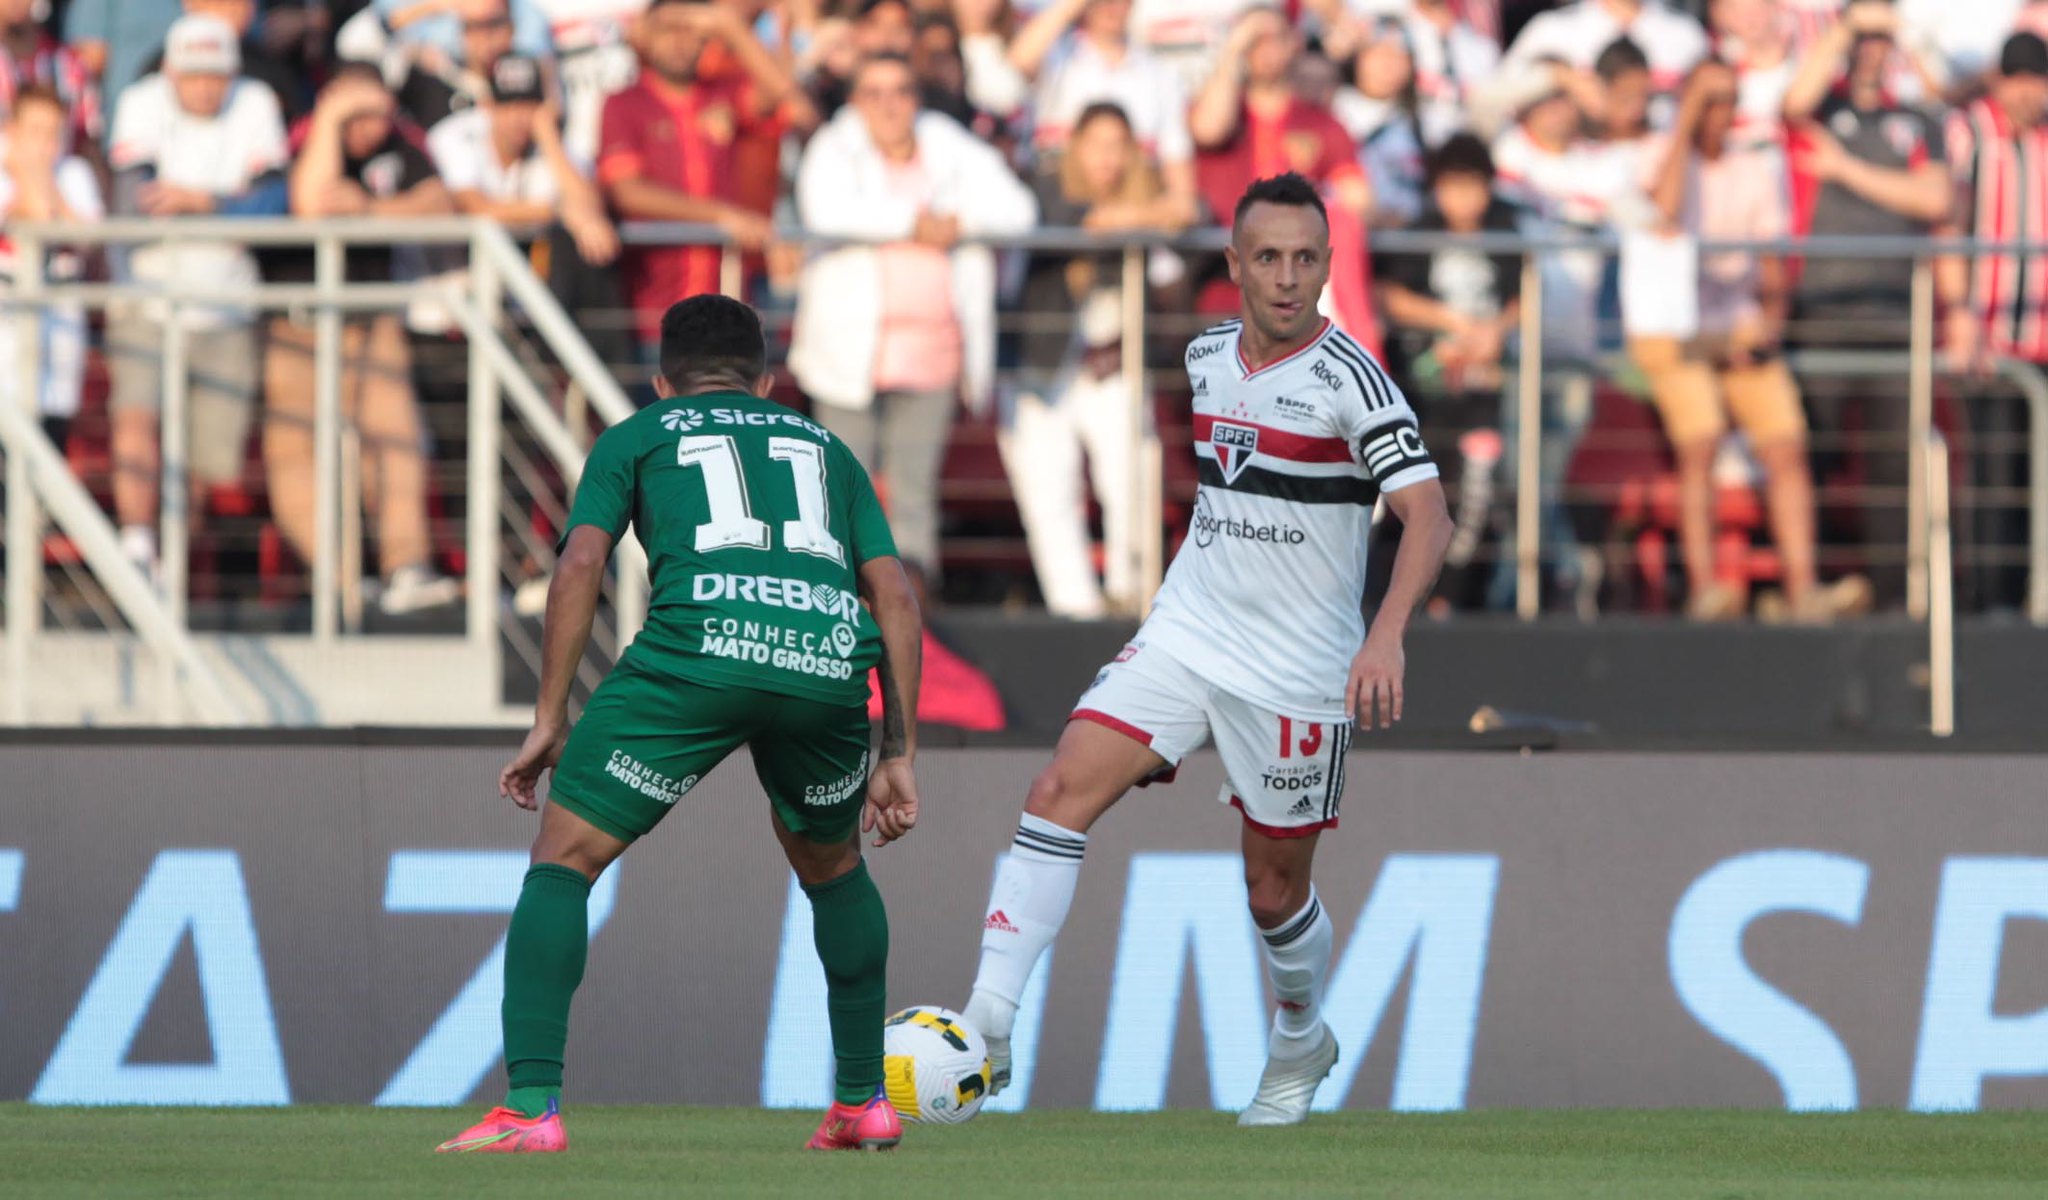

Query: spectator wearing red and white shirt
[596,0,791,351]
[1009,0,1197,221]
[0,0,100,154]
[0,85,101,450]
[531,0,645,163]
[1501,0,1708,101]
[1939,32,2048,610]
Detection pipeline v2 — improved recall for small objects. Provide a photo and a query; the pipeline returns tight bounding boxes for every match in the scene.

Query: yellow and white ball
[882,1006,993,1124]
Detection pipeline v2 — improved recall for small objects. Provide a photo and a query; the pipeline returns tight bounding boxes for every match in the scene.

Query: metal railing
[1,217,644,724]
[7,218,2045,733]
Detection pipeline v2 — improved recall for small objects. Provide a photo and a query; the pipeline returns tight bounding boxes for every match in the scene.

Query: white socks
[963,813,1086,1041]
[1259,887,1334,1057]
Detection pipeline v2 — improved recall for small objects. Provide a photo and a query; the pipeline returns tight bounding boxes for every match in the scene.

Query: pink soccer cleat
[806,1089,903,1151]
[434,1097,568,1153]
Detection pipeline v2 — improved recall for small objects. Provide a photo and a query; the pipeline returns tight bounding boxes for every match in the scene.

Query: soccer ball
[882,1006,992,1124]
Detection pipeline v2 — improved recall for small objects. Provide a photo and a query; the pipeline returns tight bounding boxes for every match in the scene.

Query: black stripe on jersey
[1325,725,1351,822]
[1316,348,1374,409]
[1197,460,1377,505]
[1326,333,1397,411]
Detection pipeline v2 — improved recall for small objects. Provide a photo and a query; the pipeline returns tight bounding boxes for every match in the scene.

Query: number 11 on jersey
[677,435,845,564]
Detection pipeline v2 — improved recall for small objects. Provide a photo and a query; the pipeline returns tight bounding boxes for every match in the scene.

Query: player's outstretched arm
[500,525,614,810]
[858,556,922,847]
[1348,479,1452,730]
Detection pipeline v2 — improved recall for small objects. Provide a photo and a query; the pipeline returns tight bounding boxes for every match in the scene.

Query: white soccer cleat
[985,1034,1011,1097]
[1237,1024,1339,1127]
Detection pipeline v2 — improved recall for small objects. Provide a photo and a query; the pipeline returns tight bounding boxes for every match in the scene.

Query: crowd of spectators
[4,0,2047,619]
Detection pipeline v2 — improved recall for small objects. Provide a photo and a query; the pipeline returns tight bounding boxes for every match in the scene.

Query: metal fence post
[1906,257,1934,622]
[1928,431,1955,736]
[5,231,45,724]
[1120,243,1161,611]
[466,227,504,703]
[157,299,191,722]
[312,234,344,642]
[1515,251,1544,620]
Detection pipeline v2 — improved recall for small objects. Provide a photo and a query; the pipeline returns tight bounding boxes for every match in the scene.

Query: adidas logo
[984,909,1020,934]
[1287,797,1316,818]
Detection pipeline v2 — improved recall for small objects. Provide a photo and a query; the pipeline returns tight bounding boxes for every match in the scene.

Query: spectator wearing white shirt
[104,15,288,578]
[530,0,646,163]
[954,0,1030,119]
[1498,0,1708,109]
[0,85,101,452]
[430,52,629,364]
[1712,0,1797,154]
[788,53,1037,586]
[1129,0,1259,95]
[1009,0,1197,221]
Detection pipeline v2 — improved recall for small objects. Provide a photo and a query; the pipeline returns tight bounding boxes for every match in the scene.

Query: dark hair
[1594,36,1649,83]
[1428,132,1495,186]
[327,60,387,91]
[860,0,911,17]
[659,295,767,391]
[1232,173,1327,230]
[1074,100,1133,136]
[8,82,66,118]
[853,50,915,85]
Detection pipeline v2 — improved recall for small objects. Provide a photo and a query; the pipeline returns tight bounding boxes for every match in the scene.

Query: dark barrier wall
[3,743,2046,1111]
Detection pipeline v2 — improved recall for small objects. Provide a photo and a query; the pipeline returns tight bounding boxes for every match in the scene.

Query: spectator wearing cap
[103,13,289,580]
[1,0,102,155]
[597,0,796,358]
[430,52,629,363]
[1939,31,2048,611]
[1782,0,1949,610]
[1009,0,1198,223]
[63,0,181,101]
[1629,58,1869,622]
[137,0,311,123]
[269,63,461,616]
[0,85,102,454]
[1332,15,1427,227]
[1499,0,1707,113]
[788,52,1037,589]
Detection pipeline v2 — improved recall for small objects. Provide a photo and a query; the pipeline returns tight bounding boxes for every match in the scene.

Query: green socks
[804,859,890,1107]
[501,863,593,1115]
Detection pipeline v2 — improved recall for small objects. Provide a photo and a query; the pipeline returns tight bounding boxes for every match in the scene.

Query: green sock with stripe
[803,859,890,1107]
[501,863,593,1117]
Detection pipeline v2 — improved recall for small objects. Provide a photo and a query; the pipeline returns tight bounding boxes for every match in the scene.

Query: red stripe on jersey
[1237,319,1332,379]
[1192,413,1352,464]
[1071,707,1155,747]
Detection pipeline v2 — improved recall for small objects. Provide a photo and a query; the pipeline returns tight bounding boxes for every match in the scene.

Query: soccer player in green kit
[436,296,924,1154]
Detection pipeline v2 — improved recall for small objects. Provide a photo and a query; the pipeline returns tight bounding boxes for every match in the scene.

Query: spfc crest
[1211,422,1258,483]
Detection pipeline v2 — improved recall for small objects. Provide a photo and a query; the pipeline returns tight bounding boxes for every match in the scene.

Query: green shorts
[548,662,874,844]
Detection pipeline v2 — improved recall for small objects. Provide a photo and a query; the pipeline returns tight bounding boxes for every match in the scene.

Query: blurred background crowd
[4,0,2045,625]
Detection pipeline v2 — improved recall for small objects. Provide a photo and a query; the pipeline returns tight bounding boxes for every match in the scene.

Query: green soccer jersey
[563,389,898,705]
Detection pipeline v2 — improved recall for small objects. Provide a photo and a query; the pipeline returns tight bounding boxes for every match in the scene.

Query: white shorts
[1072,640,1351,837]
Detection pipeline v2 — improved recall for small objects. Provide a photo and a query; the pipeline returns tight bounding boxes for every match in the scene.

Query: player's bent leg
[1238,821,1339,1127]
[965,717,1174,1093]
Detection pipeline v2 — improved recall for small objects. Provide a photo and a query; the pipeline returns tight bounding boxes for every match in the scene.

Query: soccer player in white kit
[960,173,1454,1126]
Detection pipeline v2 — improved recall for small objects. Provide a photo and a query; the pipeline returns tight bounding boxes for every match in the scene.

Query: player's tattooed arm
[859,556,923,845]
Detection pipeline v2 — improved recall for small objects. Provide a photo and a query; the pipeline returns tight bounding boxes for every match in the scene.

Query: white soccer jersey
[1139,318,1438,722]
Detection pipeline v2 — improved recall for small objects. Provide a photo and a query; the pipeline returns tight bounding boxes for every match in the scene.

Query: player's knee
[1243,864,1311,930]
[1022,764,1075,823]
[529,830,617,881]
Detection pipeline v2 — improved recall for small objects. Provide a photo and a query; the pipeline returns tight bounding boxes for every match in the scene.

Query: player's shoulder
[1301,328,1406,418]
[1185,317,1241,368]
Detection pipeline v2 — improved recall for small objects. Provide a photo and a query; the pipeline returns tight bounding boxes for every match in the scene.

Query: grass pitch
[4,1106,2045,1198]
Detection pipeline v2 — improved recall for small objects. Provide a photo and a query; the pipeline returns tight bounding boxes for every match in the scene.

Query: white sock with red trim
[964,813,1087,1041]
[1259,887,1333,1056]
